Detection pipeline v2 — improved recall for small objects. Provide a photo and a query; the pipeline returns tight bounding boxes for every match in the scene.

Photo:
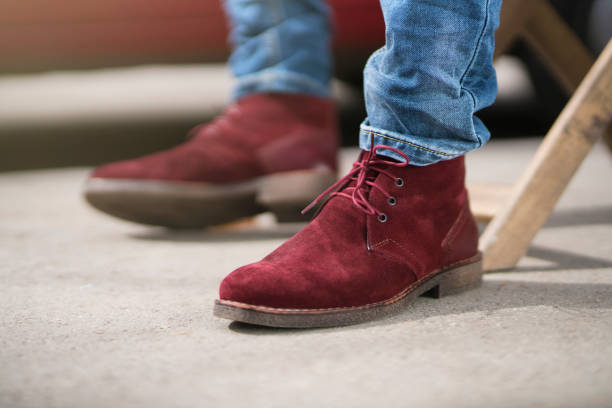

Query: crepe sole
[84,168,336,228]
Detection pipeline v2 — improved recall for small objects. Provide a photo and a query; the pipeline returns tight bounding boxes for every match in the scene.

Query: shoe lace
[302,138,410,218]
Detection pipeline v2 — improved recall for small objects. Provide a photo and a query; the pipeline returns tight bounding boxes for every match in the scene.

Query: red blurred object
[0,0,384,74]
[85,93,339,228]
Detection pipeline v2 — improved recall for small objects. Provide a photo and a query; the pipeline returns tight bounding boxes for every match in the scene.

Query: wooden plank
[480,39,612,271]
[521,0,594,94]
[493,0,535,59]
[468,183,514,223]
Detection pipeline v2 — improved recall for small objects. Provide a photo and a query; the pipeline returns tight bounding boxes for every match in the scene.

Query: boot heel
[427,259,483,298]
[257,168,337,223]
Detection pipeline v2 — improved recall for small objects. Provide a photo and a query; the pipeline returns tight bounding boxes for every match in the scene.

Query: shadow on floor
[227,279,612,335]
[544,205,612,228]
[129,221,304,243]
[516,245,612,272]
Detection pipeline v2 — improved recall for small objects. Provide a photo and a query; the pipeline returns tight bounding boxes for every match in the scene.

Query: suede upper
[91,93,338,184]
[219,153,479,310]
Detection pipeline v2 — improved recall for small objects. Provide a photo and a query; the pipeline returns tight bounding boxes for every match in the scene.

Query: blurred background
[1,0,611,172]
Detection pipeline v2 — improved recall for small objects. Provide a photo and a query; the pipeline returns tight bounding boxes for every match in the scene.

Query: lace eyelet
[387,196,397,206]
[395,177,404,187]
[377,213,388,223]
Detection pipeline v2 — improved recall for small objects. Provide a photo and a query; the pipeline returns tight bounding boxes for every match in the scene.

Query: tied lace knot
[302,136,410,217]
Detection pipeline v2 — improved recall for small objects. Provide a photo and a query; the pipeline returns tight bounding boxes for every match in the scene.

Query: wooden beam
[468,183,514,223]
[493,0,535,59]
[480,39,612,271]
[521,0,594,94]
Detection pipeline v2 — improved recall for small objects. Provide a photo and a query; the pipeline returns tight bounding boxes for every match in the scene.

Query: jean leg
[224,0,333,100]
[359,0,503,165]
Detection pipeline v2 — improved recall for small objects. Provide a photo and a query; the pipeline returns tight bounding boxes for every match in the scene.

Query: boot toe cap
[220,262,287,308]
[219,262,328,310]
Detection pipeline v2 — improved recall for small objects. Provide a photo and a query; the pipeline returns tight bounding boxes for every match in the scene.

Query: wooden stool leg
[480,40,612,271]
[493,0,535,59]
[521,0,594,94]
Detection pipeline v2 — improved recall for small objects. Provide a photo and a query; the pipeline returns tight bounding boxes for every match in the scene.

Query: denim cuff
[233,69,331,100]
[359,122,459,166]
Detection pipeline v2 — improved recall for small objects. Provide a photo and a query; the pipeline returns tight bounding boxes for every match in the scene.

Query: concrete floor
[1,139,611,408]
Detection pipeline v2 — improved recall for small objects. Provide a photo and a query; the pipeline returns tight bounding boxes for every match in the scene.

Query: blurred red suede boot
[84,93,339,228]
[214,144,481,328]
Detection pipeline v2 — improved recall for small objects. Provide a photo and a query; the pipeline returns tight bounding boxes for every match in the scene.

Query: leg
[215,0,502,328]
[84,0,339,228]
[360,0,502,165]
[225,0,333,99]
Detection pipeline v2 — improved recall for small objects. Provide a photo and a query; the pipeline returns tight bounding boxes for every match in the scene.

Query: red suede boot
[84,93,339,228]
[214,143,481,328]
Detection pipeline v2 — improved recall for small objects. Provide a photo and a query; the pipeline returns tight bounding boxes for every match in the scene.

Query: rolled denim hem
[359,123,462,166]
[233,70,331,100]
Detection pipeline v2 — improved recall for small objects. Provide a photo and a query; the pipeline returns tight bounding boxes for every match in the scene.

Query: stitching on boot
[371,238,424,277]
[218,254,481,314]
[441,203,468,252]
[440,201,472,270]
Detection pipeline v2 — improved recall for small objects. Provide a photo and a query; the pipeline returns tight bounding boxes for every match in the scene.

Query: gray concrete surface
[1,139,611,408]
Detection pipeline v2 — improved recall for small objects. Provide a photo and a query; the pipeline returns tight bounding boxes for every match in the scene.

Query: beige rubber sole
[214,255,483,328]
[84,168,336,228]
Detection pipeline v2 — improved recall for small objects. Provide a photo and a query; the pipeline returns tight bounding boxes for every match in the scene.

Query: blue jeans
[224,0,502,165]
[224,0,333,100]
